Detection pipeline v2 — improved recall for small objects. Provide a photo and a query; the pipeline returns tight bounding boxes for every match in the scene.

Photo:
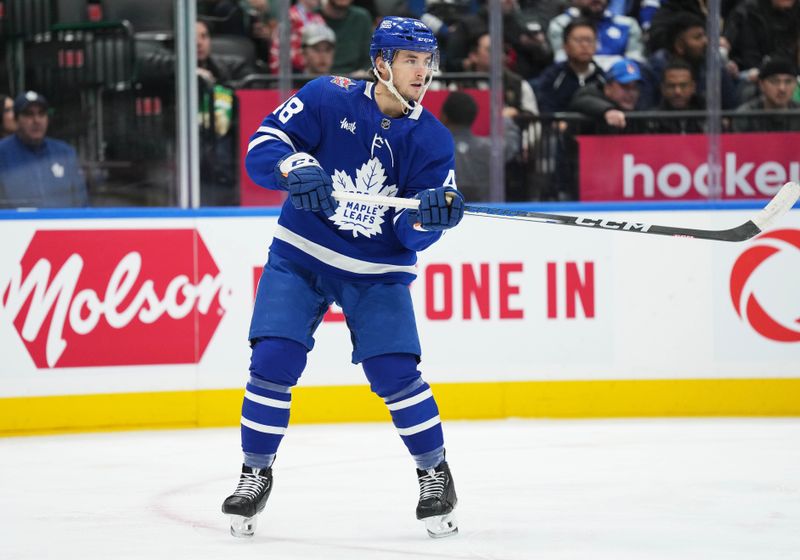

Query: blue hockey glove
[407,187,465,231]
[275,152,336,218]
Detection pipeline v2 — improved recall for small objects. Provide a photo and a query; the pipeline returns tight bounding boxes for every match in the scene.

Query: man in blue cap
[0,91,88,208]
[569,57,643,129]
[553,58,644,200]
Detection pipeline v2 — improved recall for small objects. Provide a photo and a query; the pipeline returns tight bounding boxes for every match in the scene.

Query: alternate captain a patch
[330,76,356,90]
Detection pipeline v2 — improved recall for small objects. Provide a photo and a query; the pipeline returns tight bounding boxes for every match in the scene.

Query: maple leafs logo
[329,158,398,238]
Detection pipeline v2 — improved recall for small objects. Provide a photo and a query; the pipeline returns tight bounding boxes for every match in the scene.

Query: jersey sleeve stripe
[254,125,297,150]
[392,208,407,225]
[247,134,285,153]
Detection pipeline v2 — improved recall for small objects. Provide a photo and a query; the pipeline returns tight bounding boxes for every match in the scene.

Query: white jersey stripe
[386,388,433,411]
[240,416,287,435]
[396,415,441,436]
[273,225,418,276]
[393,208,407,226]
[244,390,292,409]
[253,125,296,151]
[247,134,283,153]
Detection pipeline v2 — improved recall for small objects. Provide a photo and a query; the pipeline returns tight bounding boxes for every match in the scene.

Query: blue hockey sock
[240,376,292,469]
[385,381,445,469]
[241,337,307,468]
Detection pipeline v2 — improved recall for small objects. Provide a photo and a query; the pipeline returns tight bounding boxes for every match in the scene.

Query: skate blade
[423,512,458,538]
[229,514,257,538]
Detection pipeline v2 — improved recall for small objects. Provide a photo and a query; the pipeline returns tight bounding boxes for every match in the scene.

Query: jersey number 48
[273,97,304,124]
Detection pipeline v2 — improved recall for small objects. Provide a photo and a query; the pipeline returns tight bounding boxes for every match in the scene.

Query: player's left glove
[275,152,337,218]
[407,187,465,231]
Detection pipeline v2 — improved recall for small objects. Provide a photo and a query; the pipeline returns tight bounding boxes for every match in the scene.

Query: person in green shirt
[321,0,373,74]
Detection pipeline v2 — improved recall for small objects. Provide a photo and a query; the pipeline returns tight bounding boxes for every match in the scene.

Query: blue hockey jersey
[246,76,457,285]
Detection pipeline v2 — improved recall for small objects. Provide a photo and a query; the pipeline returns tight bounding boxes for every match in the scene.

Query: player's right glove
[275,152,336,218]
[407,187,465,231]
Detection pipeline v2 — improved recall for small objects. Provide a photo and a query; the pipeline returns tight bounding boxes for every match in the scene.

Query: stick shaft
[331,183,799,242]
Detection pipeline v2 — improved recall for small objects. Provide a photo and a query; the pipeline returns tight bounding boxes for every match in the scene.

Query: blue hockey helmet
[369,16,439,71]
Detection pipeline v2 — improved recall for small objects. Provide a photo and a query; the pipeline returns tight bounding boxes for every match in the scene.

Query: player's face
[760,73,797,108]
[390,50,434,102]
[661,68,696,109]
[16,104,48,145]
[564,26,596,64]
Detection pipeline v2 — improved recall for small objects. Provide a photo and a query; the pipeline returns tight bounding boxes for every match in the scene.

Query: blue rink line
[0,198,794,221]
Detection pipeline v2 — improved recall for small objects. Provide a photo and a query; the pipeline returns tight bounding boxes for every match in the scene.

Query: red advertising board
[2,230,225,369]
[236,87,490,207]
[578,132,800,201]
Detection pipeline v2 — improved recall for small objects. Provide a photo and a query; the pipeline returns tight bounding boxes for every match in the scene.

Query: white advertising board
[0,209,798,402]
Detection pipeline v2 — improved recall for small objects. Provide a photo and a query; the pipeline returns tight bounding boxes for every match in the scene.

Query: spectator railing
[26,21,137,93]
[2,0,54,40]
[28,19,180,206]
[227,82,800,203]
[1,0,56,93]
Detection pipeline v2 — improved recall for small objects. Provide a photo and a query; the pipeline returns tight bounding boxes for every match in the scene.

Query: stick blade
[751,181,800,233]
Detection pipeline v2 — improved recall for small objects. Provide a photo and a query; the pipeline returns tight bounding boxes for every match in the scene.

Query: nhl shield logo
[330,76,355,90]
[381,118,391,130]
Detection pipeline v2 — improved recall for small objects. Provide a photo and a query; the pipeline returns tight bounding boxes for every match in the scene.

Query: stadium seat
[211,34,256,67]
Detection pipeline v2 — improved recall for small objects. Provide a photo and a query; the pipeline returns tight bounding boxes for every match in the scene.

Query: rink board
[0,206,798,434]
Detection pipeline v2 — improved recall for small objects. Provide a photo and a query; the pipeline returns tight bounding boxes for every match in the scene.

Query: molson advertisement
[3,229,226,369]
[0,209,798,434]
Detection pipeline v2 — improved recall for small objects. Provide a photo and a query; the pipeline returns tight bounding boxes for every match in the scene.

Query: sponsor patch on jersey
[340,117,357,134]
[330,76,355,90]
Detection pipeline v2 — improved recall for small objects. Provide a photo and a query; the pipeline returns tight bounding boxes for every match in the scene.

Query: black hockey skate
[415,460,458,538]
[221,464,273,538]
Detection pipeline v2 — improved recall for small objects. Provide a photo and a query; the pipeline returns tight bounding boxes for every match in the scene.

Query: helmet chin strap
[373,61,433,115]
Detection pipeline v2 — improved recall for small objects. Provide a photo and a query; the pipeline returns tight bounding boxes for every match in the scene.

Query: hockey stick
[331,181,800,242]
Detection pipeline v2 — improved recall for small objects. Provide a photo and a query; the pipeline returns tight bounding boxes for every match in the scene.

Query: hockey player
[222,16,464,539]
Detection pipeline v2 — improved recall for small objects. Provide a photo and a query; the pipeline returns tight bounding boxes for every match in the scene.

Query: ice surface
[1,418,798,560]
